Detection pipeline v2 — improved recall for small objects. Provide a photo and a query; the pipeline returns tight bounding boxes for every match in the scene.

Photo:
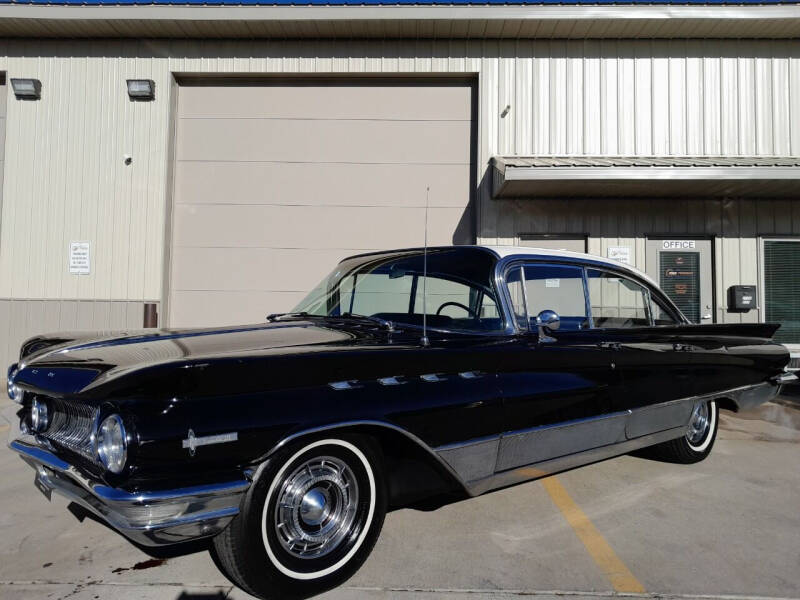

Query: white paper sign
[69,242,91,275]
[662,240,696,250]
[545,279,560,288]
[607,246,632,265]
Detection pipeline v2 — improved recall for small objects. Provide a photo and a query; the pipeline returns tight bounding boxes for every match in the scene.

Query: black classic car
[5,246,794,599]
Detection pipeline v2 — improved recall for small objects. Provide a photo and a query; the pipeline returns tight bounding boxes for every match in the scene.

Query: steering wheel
[435,301,479,319]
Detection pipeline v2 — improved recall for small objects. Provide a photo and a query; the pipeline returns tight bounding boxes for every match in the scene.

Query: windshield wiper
[338,313,395,331]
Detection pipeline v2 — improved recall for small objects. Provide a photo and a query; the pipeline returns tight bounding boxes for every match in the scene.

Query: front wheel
[212,436,387,599]
[638,400,719,464]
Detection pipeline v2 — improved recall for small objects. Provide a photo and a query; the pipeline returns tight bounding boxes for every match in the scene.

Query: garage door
[169,79,475,327]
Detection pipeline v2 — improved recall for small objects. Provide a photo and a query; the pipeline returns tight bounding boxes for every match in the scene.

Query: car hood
[11,321,380,396]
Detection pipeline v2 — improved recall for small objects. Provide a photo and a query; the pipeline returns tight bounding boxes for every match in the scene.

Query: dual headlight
[95,414,128,474]
[7,364,22,404]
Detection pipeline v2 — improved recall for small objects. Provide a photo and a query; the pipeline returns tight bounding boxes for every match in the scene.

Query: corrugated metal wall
[483,197,799,325]
[0,38,798,366]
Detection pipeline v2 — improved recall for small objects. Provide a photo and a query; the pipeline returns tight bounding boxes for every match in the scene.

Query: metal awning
[491,156,800,199]
[1,4,799,38]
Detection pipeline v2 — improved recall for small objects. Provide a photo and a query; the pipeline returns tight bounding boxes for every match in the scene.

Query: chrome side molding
[420,373,447,383]
[329,380,360,391]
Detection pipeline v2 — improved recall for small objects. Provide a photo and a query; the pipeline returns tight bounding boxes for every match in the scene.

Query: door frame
[645,234,716,324]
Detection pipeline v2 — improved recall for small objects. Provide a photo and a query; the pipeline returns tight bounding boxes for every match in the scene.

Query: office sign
[662,240,696,250]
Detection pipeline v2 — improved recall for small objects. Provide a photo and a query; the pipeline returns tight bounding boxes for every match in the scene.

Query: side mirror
[536,309,560,343]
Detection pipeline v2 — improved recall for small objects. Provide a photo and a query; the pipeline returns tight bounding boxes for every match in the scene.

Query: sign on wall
[607,246,632,265]
[662,240,696,250]
[69,241,91,275]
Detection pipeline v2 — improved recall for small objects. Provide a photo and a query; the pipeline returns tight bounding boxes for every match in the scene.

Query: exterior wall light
[127,79,155,101]
[10,78,41,100]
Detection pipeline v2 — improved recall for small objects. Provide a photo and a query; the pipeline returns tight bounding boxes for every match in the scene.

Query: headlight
[30,398,49,432]
[7,364,22,403]
[96,414,128,474]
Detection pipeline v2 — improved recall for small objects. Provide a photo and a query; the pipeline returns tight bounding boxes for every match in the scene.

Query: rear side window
[586,269,650,328]
[507,264,590,331]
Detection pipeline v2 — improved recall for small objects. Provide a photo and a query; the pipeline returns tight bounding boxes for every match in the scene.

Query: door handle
[702,314,712,320]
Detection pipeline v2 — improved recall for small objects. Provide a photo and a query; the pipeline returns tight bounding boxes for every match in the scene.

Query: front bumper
[6,413,250,546]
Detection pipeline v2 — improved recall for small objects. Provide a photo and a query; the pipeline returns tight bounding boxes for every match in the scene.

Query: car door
[584,267,694,438]
[495,262,624,472]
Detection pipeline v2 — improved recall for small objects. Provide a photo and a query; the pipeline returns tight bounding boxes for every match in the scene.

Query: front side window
[293,249,503,333]
[587,269,650,328]
[506,264,589,331]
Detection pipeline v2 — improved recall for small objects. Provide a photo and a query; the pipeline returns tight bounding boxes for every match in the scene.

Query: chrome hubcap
[687,401,710,445]
[274,456,359,559]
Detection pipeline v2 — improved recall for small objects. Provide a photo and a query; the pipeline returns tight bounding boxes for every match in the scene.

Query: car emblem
[182,429,239,457]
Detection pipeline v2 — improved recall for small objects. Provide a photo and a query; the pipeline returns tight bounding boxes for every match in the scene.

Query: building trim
[1,4,799,38]
[3,4,799,20]
[503,166,800,182]
[492,158,800,199]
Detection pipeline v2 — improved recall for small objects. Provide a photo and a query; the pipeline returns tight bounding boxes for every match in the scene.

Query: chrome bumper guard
[7,416,250,546]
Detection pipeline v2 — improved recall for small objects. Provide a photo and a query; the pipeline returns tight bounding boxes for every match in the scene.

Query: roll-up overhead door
[169,78,475,327]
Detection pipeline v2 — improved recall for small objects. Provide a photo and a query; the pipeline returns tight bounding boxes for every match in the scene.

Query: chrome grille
[39,397,97,461]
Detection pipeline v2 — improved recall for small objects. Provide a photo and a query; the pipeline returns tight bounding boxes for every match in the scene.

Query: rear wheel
[638,400,719,464]
[212,436,386,599]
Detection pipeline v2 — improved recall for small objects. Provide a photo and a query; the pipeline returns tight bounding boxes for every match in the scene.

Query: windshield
[293,249,504,333]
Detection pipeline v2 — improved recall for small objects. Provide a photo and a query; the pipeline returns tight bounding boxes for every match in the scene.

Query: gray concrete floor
[1,397,798,600]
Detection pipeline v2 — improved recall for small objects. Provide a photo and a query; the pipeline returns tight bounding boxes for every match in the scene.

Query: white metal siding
[0,39,797,303]
[0,39,797,365]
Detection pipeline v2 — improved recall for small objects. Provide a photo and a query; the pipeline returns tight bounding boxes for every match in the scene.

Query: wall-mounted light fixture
[10,78,41,100]
[126,79,155,101]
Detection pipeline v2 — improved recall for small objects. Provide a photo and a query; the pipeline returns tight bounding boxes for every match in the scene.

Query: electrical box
[728,285,757,312]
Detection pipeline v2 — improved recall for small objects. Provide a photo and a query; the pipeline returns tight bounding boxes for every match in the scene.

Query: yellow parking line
[541,476,646,594]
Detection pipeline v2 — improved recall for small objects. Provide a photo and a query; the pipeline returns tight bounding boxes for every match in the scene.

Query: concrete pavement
[1,398,798,600]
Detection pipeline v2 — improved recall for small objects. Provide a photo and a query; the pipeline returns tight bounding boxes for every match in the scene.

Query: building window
[763,240,800,344]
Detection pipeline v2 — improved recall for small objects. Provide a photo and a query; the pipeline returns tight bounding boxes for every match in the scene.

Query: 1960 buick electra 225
[5,246,795,598]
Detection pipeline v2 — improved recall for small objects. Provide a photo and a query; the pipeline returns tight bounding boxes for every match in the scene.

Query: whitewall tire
[212,435,386,600]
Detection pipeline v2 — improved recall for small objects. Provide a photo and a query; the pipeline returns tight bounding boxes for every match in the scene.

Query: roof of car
[480,244,657,286]
[344,244,657,287]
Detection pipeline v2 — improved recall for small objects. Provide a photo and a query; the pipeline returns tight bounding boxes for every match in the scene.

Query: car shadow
[175,593,228,600]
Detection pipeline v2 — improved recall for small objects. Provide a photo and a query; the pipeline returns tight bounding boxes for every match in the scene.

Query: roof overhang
[1,4,799,38]
[491,156,800,199]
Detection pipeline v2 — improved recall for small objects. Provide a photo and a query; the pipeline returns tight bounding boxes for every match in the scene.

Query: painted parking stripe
[541,476,646,594]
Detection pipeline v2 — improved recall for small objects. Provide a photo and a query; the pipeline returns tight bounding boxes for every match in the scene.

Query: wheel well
[714,396,738,413]
[270,424,469,510]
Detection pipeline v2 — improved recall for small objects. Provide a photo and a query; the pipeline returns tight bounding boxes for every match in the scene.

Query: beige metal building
[1,3,800,368]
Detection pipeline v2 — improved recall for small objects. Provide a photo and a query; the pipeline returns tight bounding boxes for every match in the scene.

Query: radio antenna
[421,186,430,347]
